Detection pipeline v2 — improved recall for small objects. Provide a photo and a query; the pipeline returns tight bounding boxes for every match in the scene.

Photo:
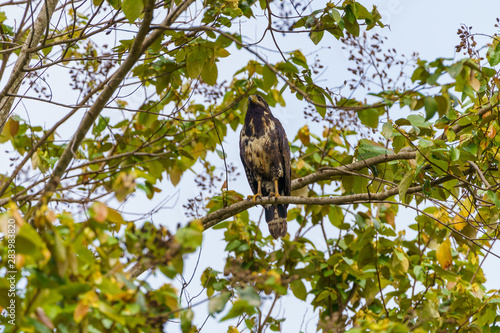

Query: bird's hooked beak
[248,95,259,104]
[248,94,268,110]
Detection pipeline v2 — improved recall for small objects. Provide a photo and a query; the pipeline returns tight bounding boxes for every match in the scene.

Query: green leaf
[329,8,341,23]
[344,19,360,36]
[450,147,460,161]
[399,173,413,202]
[310,30,324,45]
[291,50,309,69]
[487,190,500,209]
[354,213,366,228]
[434,95,450,116]
[290,279,307,301]
[382,122,393,140]
[262,65,277,90]
[106,0,121,10]
[487,38,500,66]
[181,309,194,333]
[98,301,126,324]
[276,62,298,73]
[357,139,393,159]
[215,35,233,48]
[53,229,67,262]
[447,62,463,78]
[201,62,218,85]
[225,240,242,252]
[344,4,356,23]
[357,108,379,128]
[16,223,45,256]
[221,300,256,321]
[391,249,409,276]
[354,3,371,19]
[328,205,344,227]
[407,114,431,128]
[216,148,227,159]
[209,291,231,314]
[424,96,438,120]
[122,0,144,23]
[186,46,207,79]
[311,92,326,117]
[236,285,261,307]
[175,222,203,252]
[482,66,497,77]
[58,283,92,297]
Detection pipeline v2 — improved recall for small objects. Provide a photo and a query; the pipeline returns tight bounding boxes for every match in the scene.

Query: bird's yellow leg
[271,179,280,198]
[247,180,263,203]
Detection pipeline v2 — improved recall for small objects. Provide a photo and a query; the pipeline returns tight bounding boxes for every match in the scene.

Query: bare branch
[469,161,491,189]
[0,0,58,132]
[152,25,389,111]
[26,0,197,219]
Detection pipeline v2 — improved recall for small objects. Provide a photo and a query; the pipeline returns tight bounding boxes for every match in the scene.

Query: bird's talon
[249,193,262,203]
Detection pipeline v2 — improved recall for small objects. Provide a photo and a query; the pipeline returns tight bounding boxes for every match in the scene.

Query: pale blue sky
[2,1,500,332]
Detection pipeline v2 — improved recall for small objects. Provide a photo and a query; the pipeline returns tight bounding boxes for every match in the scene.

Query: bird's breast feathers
[241,116,280,176]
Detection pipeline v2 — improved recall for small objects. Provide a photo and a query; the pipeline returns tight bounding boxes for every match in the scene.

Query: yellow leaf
[9,118,19,137]
[267,270,282,284]
[31,151,42,171]
[297,125,310,145]
[487,123,497,139]
[74,300,89,323]
[296,159,305,170]
[452,196,475,231]
[92,202,108,223]
[471,283,484,299]
[436,239,453,269]
[433,208,450,226]
[470,70,480,92]
[107,208,126,224]
[190,219,204,232]
[35,307,55,330]
[391,249,409,275]
[452,214,467,231]
[15,254,25,269]
[46,210,57,223]
[192,141,205,159]
[169,166,181,186]
[113,172,136,201]
[332,133,344,146]
[461,196,475,214]
[384,208,395,229]
[227,326,240,333]
[216,48,230,57]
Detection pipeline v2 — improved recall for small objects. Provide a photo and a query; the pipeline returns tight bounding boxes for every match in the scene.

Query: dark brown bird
[239,95,291,238]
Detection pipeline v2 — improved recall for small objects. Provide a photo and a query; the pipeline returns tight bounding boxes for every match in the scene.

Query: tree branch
[201,150,417,229]
[0,0,58,132]
[27,0,196,218]
[152,25,390,111]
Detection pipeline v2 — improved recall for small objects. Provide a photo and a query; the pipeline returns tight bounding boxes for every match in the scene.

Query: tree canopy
[1,0,500,332]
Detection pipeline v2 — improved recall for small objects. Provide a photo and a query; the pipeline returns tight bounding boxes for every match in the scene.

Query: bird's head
[248,94,270,112]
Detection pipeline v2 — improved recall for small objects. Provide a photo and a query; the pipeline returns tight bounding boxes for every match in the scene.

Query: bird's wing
[275,119,291,196]
[240,129,259,194]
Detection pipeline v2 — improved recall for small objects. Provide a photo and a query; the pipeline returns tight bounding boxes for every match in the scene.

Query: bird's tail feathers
[264,205,287,239]
[264,205,275,223]
[277,203,287,219]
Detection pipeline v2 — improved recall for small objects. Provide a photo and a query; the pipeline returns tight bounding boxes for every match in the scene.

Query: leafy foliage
[0,1,500,332]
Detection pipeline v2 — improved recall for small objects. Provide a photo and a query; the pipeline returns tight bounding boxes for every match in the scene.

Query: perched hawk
[240,95,291,238]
